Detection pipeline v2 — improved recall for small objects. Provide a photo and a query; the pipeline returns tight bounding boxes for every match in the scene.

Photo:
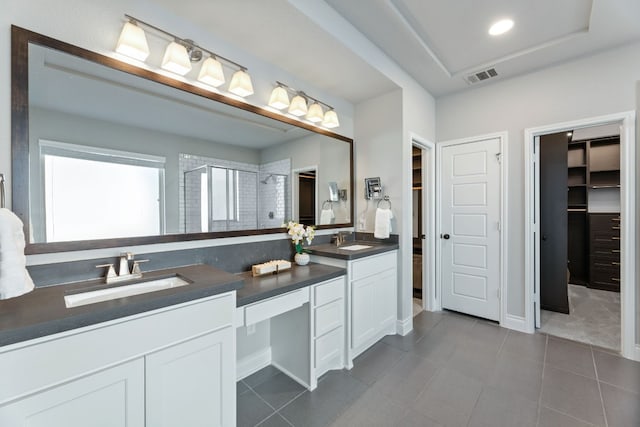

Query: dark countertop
[236,263,346,306]
[0,264,243,347]
[307,240,399,260]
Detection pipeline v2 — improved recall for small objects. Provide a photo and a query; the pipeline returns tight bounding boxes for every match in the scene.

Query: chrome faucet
[96,252,148,284]
[334,231,352,247]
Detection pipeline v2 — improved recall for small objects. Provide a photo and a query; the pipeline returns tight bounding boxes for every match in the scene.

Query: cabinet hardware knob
[611,278,620,282]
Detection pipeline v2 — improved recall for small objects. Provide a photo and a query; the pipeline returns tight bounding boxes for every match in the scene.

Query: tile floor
[540,284,620,351]
[237,310,640,427]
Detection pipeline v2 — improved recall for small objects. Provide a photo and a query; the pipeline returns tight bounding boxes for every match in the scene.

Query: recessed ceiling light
[489,19,514,36]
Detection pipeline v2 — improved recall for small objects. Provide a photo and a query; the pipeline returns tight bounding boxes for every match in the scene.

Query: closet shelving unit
[567,135,620,291]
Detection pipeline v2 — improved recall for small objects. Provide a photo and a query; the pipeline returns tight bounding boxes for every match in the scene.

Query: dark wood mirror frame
[11,25,354,255]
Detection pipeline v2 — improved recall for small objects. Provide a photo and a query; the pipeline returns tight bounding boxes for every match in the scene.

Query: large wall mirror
[11,26,353,254]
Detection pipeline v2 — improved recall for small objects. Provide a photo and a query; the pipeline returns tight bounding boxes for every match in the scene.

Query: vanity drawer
[351,252,396,281]
[244,288,309,326]
[314,299,343,337]
[313,277,344,306]
[314,326,343,369]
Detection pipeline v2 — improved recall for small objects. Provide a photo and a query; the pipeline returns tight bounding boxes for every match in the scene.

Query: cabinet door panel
[0,359,144,427]
[375,269,397,330]
[146,328,235,427]
[351,277,376,349]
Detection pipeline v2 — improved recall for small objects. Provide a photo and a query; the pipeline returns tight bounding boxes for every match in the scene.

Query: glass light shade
[268,86,290,109]
[161,42,192,76]
[228,70,254,97]
[115,22,150,61]
[197,57,225,87]
[306,102,324,122]
[322,110,340,128]
[288,95,308,116]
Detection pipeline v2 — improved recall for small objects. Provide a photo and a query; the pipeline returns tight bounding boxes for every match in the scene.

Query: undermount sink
[64,275,191,308]
[338,244,373,251]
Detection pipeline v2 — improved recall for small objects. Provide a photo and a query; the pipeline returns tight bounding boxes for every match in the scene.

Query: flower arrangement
[285,221,315,254]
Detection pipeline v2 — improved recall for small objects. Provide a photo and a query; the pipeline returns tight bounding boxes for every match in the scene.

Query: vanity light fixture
[115,21,150,61]
[268,85,290,109]
[270,81,339,127]
[488,19,514,36]
[289,94,308,116]
[306,102,324,123]
[115,14,253,95]
[228,69,254,97]
[161,41,192,75]
[322,110,340,128]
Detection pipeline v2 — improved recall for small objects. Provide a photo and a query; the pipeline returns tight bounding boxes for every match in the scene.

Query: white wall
[3,0,355,264]
[437,41,640,319]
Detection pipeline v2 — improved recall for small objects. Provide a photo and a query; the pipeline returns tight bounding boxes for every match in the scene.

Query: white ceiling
[149,0,640,101]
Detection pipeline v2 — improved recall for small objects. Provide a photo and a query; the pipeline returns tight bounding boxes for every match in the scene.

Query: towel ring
[322,200,333,209]
[377,196,391,209]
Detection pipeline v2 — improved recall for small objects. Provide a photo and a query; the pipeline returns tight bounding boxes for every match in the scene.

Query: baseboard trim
[501,314,529,333]
[237,347,271,381]
[633,344,640,362]
[396,316,413,336]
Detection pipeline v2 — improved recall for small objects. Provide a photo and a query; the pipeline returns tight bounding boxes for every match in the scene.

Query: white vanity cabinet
[311,250,398,365]
[0,292,236,427]
[311,277,346,381]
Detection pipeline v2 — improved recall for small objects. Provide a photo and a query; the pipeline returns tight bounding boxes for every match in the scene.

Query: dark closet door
[539,133,569,313]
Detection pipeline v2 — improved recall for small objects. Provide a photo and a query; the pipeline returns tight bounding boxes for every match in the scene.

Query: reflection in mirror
[18,34,352,250]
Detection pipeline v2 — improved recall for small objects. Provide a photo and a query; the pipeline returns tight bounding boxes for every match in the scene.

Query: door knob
[421,234,426,240]
[441,233,450,240]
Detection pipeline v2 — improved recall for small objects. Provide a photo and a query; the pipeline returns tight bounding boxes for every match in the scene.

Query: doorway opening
[538,125,621,351]
[410,136,435,320]
[293,168,317,226]
[525,111,636,360]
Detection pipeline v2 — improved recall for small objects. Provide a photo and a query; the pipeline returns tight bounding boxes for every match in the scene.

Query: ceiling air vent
[464,67,498,85]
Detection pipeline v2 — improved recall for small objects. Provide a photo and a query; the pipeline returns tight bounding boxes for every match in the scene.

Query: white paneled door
[440,138,501,321]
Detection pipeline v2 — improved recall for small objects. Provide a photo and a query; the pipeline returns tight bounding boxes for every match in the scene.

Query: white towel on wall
[0,208,35,299]
[320,208,335,225]
[374,208,393,239]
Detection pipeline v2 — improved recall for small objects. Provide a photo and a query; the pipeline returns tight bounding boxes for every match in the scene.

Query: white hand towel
[374,208,393,239]
[320,208,335,225]
[0,208,35,299]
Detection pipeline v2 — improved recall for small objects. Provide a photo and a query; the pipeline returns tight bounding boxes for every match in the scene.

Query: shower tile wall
[259,159,291,228]
[179,154,290,232]
[179,153,259,232]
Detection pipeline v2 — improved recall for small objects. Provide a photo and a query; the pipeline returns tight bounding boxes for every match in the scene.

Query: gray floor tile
[546,336,596,378]
[244,365,283,389]
[500,330,547,363]
[446,338,500,382]
[348,341,404,385]
[593,349,640,393]
[488,351,543,402]
[412,310,445,336]
[279,370,367,427]
[252,371,306,410]
[466,320,508,349]
[412,328,459,365]
[381,330,423,352]
[467,386,538,427]
[600,382,640,427]
[412,367,483,427]
[369,356,440,407]
[541,365,605,426]
[395,410,444,427]
[257,412,293,427]
[329,388,418,427]
[538,406,594,427]
[237,389,277,427]
[238,380,251,396]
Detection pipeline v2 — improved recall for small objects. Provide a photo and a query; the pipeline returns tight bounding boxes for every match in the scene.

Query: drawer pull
[611,278,620,282]
[612,249,620,253]
[611,217,621,222]
[612,226,620,230]
[611,237,620,240]
[612,262,621,266]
